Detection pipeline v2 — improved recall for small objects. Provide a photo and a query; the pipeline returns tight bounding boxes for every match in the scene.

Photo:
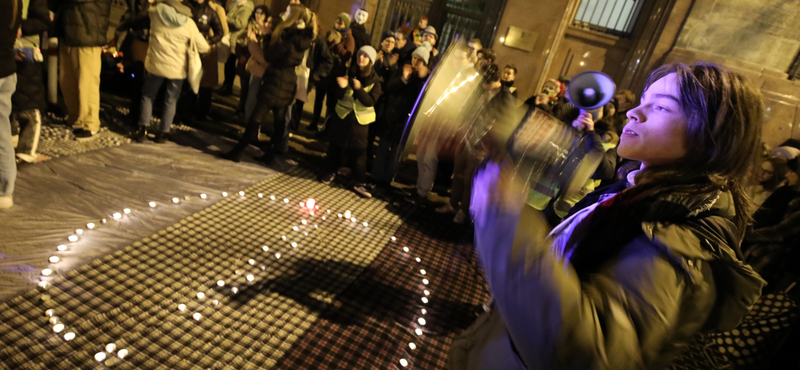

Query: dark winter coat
[374,51,398,88]
[258,26,314,108]
[54,0,112,47]
[381,71,426,141]
[193,4,223,45]
[396,42,415,66]
[307,34,333,82]
[12,0,50,112]
[0,0,22,78]
[349,22,370,51]
[452,172,765,370]
[327,28,354,79]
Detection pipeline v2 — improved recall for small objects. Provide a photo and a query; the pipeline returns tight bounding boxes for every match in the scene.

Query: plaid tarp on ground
[273,206,489,370]
[0,167,488,369]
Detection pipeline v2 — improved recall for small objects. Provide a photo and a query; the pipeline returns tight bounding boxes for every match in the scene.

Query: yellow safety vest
[335,83,376,125]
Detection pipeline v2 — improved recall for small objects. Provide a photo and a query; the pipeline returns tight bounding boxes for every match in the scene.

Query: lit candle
[149,202,156,208]
[422,279,429,285]
[301,220,307,225]
[421,297,428,303]
[41,268,53,276]
[75,229,83,235]
[275,253,281,259]
[39,281,49,289]
[117,349,128,359]
[64,332,75,341]
[106,343,116,353]
[306,199,315,209]
[362,222,368,227]
[424,290,430,296]
[49,256,60,263]
[415,258,421,263]
[258,193,263,198]
[197,292,205,299]
[262,246,269,251]
[246,275,254,282]
[403,247,409,253]
[53,323,64,333]
[68,235,79,242]
[87,222,96,229]
[172,198,179,203]
[232,287,238,294]
[283,198,289,203]
[421,308,427,315]
[94,352,106,362]
[270,195,275,200]
[112,213,122,219]
[239,191,245,196]
[217,280,224,287]
[408,342,416,350]
[391,236,396,241]
[351,218,356,222]
[248,259,255,265]
[415,328,423,336]
[45,309,55,317]
[400,359,408,367]
[291,242,297,248]
[123,208,131,214]
[418,318,426,326]
[292,226,299,231]
[420,269,426,275]
[57,245,67,251]
[222,192,228,197]
[178,304,186,311]
[200,193,207,199]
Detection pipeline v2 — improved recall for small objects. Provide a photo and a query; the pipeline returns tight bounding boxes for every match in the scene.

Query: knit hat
[358,45,378,65]
[422,26,437,40]
[381,30,396,42]
[337,12,351,28]
[412,42,432,65]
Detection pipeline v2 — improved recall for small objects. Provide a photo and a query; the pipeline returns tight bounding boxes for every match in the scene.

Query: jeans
[138,73,183,132]
[244,74,262,123]
[0,74,18,196]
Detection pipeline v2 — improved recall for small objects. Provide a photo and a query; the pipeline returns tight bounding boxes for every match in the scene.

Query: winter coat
[144,3,210,80]
[209,0,228,36]
[193,4,224,45]
[0,0,22,78]
[396,42,415,66]
[258,26,313,108]
[53,0,112,47]
[307,34,333,82]
[12,0,51,112]
[226,0,253,47]
[327,29,354,78]
[374,50,398,88]
[451,170,765,370]
[245,37,267,77]
[380,71,426,143]
[349,22,370,51]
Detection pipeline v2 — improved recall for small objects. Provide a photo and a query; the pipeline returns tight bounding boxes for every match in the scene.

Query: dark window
[572,0,646,37]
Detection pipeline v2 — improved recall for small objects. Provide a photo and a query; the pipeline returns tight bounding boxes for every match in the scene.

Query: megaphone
[567,71,616,110]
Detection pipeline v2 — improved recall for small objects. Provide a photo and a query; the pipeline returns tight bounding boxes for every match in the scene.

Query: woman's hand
[402,64,413,80]
[352,78,362,90]
[571,111,595,132]
[390,53,399,66]
[376,50,384,63]
[336,76,349,89]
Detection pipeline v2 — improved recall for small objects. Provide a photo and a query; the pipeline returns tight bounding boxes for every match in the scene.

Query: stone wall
[675,0,800,74]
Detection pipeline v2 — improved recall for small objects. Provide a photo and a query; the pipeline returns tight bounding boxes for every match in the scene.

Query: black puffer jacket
[258,26,314,108]
[307,34,333,81]
[0,0,22,78]
[12,0,50,112]
[54,0,112,47]
[350,22,370,51]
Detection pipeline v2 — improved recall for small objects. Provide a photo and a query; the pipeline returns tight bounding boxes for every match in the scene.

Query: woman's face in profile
[759,161,775,183]
[618,73,689,167]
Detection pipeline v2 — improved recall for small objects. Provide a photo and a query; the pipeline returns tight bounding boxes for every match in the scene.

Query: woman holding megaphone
[448,62,766,370]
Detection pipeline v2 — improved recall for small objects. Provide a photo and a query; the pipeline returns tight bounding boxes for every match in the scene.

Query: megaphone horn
[567,71,616,111]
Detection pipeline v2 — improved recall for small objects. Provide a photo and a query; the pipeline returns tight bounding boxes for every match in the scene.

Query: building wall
[665,0,800,149]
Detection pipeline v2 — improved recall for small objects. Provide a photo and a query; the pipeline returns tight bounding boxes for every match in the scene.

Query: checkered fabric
[274,209,489,370]
[0,167,435,369]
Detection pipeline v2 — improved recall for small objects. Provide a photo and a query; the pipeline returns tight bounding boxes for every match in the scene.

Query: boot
[133,126,148,143]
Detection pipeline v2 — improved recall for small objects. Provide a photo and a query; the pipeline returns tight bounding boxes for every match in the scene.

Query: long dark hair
[270,4,308,45]
[627,62,764,239]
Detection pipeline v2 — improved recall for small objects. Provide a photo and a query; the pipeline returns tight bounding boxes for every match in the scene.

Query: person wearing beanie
[412,16,428,46]
[411,42,432,66]
[321,45,383,199]
[375,31,398,85]
[336,12,351,29]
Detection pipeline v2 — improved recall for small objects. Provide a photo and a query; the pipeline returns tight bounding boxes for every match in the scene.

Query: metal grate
[439,13,481,53]
[572,0,646,37]
[385,0,432,33]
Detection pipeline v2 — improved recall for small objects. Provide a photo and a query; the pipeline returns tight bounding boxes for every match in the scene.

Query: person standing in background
[53,0,112,140]
[411,16,427,47]
[218,0,253,95]
[0,0,22,209]
[11,0,51,163]
[310,13,353,131]
[349,8,370,52]
[191,0,224,121]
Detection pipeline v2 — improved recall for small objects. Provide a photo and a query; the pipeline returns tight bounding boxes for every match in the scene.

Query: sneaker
[453,209,467,224]
[0,194,12,209]
[353,184,372,198]
[320,173,335,185]
[73,129,98,141]
[133,127,148,143]
[154,132,169,144]
[435,204,456,213]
